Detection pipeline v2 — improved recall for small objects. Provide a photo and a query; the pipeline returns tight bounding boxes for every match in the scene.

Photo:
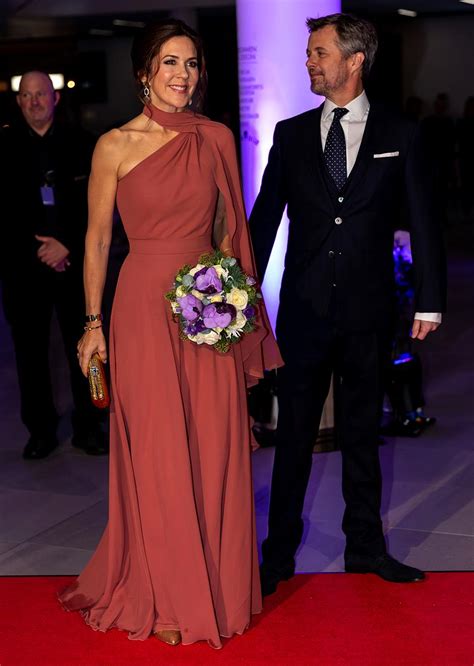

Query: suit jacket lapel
[343,102,378,199]
[301,101,379,205]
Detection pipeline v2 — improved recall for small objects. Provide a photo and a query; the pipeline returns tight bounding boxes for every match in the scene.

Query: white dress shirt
[320,90,441,325]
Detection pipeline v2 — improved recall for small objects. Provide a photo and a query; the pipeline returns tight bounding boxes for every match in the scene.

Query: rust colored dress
[59,104,282,647]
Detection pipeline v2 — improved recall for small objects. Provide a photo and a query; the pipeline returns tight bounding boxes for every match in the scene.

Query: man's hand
[35,235,70,270]
[411,318,440,340]
[53,256,71,272]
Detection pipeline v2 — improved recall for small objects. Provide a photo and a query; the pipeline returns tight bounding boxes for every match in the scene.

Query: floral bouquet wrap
[166,250,261,353]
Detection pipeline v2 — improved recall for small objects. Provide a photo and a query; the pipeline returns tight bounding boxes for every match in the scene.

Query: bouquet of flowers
[165,250,261,353]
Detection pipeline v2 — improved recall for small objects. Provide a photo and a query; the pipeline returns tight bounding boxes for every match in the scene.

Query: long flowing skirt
[59,239,262,647]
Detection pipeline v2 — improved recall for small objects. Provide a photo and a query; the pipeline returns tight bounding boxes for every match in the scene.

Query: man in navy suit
[249,14,446,595]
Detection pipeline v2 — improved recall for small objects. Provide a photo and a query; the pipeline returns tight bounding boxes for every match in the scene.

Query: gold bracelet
[84,324,103,332]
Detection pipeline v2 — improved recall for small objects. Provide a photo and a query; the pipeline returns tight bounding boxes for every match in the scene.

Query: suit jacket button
[335,217,342,225]
[328,250,335,258]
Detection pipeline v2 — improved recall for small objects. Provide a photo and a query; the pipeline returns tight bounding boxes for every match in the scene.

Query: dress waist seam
[128,236,212,255]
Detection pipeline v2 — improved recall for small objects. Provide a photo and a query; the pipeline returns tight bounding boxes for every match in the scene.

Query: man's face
[17,72,58,131]
[306,26,352,98]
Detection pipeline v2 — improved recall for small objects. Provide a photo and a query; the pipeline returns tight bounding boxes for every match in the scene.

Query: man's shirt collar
[321,90,370,122]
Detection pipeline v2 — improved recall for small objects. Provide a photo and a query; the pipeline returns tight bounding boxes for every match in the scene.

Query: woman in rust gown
[58,19,281,648]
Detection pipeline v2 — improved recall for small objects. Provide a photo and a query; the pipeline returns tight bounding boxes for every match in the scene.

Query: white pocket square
[373,151,399,158]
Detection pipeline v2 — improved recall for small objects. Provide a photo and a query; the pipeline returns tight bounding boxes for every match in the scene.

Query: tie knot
[333,107,348,121]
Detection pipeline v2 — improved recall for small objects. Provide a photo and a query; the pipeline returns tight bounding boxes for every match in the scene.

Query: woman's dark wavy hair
[131,18,207,111]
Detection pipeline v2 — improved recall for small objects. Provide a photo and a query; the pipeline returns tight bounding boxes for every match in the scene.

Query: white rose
[208,293,223,303]
[176,286,186,298]
[189,264,205,276]
[191,289,205,301]
[214,265,229,280]
[227,310,247,336]
[227,287,248,310]
[194,330,220,345]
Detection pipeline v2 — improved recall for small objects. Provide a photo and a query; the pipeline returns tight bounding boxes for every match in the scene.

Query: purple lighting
[236,0,341,330]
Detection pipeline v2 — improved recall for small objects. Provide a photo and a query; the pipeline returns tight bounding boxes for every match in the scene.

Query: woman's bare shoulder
[94,115,147,165]
[94,128,124,158]
[97,114,146,147]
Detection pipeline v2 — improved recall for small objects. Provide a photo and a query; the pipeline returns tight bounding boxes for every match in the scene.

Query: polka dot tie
[323,107,349,191]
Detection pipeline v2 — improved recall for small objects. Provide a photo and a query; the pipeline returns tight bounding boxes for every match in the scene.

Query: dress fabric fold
[58,104,282,647]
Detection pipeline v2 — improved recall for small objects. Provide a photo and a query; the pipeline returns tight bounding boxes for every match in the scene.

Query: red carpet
[0,573,472,665]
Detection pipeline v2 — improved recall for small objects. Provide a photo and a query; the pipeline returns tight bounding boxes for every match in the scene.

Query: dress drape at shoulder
[58,104,282,648]
[208,124,281,385]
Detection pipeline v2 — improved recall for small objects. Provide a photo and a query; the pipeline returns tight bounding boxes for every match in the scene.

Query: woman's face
[145,36,199,112]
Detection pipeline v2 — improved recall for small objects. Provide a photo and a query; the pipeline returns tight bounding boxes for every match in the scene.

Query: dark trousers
[263,310,392,570]
[2,264,101,439]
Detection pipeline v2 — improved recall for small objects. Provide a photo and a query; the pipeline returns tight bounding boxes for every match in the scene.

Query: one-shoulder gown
[59,104,282,648]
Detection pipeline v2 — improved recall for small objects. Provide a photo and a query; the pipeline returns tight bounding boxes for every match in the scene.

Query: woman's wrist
[85,313,103,323]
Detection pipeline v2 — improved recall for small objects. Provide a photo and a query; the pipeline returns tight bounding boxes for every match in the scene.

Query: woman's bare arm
[78,130,121,375]
[213,191,232,256]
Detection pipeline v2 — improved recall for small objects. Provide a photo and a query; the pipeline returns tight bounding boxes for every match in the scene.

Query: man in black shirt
[0,71,107,458]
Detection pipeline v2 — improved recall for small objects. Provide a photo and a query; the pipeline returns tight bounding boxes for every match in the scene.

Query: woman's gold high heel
[155,629,182,646]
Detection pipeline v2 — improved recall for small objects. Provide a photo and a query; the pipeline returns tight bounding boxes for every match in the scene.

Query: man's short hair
[306,13,378,79]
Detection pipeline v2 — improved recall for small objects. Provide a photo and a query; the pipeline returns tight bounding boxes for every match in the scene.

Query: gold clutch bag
[88,353,110,409]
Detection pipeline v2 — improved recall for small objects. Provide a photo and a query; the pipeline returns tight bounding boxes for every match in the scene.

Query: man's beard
[310,65,349,97]
[310,77,330,96]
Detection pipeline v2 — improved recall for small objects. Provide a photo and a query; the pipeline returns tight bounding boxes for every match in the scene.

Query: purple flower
[202,303,237,329]
[185,319,207,335]
[246,276,256,286]
[243,305,256,319]
[195,267,222,295]
[177,294,203,321]
[193,266,208,279]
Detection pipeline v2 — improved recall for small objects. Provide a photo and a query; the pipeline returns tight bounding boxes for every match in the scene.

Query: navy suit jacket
[249,102,446,338]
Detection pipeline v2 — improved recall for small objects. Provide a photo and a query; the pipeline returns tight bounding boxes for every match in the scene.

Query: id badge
[40,186,55,206]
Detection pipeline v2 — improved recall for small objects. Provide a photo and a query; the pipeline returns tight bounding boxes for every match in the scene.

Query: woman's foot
[155,630,182,646]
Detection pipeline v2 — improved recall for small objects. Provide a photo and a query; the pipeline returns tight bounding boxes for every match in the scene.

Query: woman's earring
[143,84,150,101]
[188,98,193,107]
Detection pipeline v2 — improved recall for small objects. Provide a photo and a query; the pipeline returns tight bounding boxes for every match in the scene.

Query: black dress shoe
[72,429,109,456]
[260,562,295,597]
[23,435,59,460]
[345,553,425,582]
[251,424,277,448]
